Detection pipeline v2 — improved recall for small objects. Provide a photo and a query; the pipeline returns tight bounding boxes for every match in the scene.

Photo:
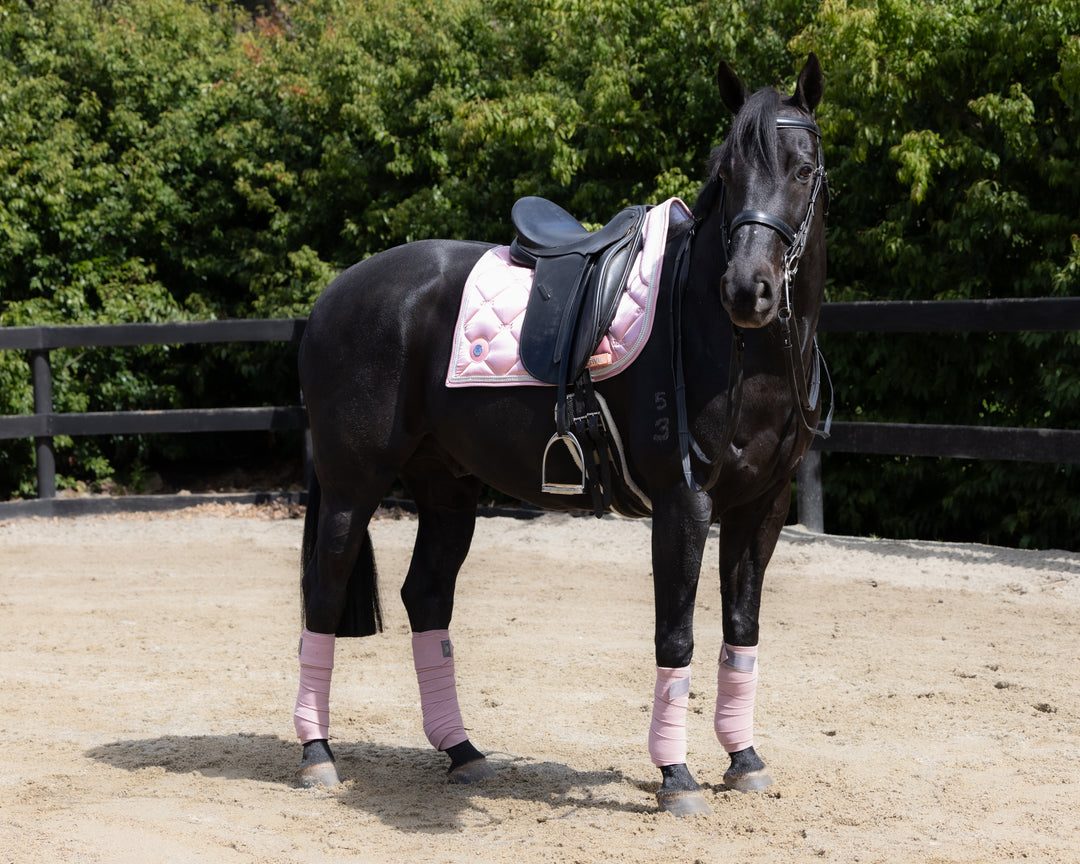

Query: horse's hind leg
[295,479,389,788]
[398,457,494,783]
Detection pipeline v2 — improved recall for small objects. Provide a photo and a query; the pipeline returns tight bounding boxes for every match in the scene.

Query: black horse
[293,56,829,817]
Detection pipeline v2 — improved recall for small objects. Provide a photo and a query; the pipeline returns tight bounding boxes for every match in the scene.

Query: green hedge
[1,0,1077,548]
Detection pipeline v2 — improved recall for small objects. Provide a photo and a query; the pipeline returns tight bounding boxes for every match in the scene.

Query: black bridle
[674,114,834,494]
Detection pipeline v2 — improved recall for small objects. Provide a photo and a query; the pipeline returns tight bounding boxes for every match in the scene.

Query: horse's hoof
[656,789,712,816]
[656,762,709,815]
[296,759,341,789]
[448,757,496,784]
[723,768,773,793]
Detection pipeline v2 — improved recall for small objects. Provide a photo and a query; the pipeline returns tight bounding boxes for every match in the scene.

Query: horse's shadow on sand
[86,734,660,830]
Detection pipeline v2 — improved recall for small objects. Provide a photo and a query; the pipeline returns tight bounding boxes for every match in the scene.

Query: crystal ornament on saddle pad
[446,198,694,388]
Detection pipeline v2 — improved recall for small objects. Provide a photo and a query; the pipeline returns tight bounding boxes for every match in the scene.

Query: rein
[675,114,833,494]
[773,117,834,439]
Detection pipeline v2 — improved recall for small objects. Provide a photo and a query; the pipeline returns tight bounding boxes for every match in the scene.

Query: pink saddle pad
[446,197,693,387]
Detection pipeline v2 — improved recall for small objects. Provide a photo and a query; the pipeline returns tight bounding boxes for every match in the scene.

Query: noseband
[673,113,833,494]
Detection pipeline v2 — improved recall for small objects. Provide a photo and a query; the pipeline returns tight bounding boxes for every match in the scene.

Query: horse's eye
[796,165,814,183]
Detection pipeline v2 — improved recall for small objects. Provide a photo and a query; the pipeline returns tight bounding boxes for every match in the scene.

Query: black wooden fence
[2,298,1079,525]
[796,297,1080,531]
[0,319,308,518]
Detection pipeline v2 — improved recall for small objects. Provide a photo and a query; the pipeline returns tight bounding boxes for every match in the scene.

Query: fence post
[795,450,823,533]
[30,349,56,499]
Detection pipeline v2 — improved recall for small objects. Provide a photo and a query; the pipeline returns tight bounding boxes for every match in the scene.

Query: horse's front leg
[715,481,790,792]
[649,486,713,816]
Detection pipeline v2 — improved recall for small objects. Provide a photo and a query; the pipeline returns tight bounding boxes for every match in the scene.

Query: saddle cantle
[511,196,648,386]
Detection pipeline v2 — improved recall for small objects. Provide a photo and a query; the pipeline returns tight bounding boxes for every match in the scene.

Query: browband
[775,116,821,137]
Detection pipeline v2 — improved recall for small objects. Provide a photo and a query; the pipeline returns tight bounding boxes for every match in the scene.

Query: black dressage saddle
[508,196,649,504]
[510,196,647,386]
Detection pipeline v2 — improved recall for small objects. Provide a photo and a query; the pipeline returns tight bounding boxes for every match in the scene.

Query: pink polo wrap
[293,628,335,743]
[648,665,691,767]
[715,643,758,753]
[412,629,469,752]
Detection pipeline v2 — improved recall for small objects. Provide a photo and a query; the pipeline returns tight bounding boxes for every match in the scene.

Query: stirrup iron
[540,431,586,495]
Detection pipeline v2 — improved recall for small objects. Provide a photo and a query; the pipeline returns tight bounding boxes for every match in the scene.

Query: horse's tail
[301,474,384,638]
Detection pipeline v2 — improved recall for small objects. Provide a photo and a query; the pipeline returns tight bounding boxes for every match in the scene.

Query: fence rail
[818,297,1080,333]
[792,297,1080,530]
[2,299,1078,524]
[0,318,306,350]
[0,318,307,511]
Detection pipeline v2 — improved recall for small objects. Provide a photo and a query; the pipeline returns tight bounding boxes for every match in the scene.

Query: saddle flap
[519,256,590,383]
[573,235,640,363]
[519,205,647,385]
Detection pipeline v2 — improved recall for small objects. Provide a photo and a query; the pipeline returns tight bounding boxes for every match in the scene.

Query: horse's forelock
[715,87,781,178]
[695,87,789,216]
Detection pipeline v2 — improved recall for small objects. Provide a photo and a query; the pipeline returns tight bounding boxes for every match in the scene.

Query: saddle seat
[510,196,644,261]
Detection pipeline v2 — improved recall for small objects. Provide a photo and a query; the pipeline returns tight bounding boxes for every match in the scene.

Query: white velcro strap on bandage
[721,643,757,673]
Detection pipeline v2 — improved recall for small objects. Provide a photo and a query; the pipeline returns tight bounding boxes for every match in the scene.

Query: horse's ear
[792,53,824,114]
[716,61,748,114]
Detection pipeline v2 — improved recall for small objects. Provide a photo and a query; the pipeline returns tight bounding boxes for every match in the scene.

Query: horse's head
[703,55,826,329]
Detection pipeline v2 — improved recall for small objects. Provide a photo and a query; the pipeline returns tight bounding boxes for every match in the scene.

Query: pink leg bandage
[412,629,468,752]
[293,628,335,743]
[715,643,758,753]
[649,666,691,767]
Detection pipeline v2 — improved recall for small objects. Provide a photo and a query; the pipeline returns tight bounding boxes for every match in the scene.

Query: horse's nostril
[752,272,773,303]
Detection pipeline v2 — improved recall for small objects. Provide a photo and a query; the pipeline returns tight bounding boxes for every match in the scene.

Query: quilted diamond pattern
[447,198,693,388]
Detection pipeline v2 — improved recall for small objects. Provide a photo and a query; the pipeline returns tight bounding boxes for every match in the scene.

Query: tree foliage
[0,0,1076,547]
[793,0,1080,547]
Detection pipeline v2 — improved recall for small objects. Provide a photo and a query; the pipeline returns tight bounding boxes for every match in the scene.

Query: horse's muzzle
[720,263,779,329]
